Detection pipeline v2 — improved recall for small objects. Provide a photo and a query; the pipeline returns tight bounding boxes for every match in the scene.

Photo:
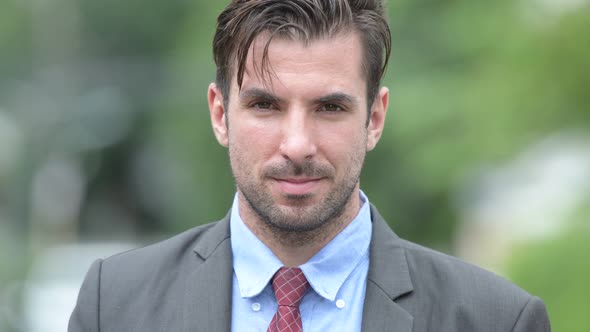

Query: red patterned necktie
[267,267,310,332]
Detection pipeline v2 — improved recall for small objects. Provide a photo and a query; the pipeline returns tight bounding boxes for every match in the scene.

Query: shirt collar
[300,192,372,300]
[230,191,372,301]
[230,193,283,298]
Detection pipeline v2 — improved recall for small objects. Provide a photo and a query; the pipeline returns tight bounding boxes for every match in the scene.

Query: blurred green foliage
[507,209,590,331]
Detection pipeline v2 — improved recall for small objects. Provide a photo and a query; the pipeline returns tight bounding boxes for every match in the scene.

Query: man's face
[209,32,388,233]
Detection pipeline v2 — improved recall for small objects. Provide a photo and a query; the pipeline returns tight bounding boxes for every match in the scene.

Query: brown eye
[252,101,276,111]
[320,104,344,112]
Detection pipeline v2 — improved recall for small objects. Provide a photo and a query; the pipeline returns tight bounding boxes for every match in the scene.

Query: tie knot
[272,267,310,306]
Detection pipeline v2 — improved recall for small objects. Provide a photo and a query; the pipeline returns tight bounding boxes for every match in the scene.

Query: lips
[274,177,322,196]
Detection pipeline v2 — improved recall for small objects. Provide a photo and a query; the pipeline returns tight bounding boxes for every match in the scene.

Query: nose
[279,109,317,164]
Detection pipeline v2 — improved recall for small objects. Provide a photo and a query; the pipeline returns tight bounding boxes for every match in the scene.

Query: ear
[366,87,389,151]
[208,83,229,147]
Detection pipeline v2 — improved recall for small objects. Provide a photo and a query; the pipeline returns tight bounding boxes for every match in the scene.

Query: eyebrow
[315,92,358,106]
[239,88,284,104]
[239,88,358,106]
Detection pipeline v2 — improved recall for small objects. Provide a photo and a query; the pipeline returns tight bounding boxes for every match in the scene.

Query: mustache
[263,160,333,178]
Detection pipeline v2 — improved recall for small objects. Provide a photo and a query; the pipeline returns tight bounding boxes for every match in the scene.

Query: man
[69,0,551,331]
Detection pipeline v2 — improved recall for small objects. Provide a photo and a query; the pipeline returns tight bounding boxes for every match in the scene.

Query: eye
[319,103,344,113]
[250,101,277,111]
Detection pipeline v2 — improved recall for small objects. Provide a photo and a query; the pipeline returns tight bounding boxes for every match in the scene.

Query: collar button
[251,302,262,312]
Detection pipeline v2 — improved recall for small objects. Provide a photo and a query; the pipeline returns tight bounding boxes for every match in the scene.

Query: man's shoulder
[69,217,233,330]
[100,217,230,277]
[370,205,532,303]
[394,237,545,328]
[398,238,528,297]
[367,234,550,331]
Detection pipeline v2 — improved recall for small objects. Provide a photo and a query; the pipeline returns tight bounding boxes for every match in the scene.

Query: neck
[238,190,361,267]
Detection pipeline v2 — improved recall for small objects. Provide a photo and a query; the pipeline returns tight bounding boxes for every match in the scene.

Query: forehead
[232,31,367,97]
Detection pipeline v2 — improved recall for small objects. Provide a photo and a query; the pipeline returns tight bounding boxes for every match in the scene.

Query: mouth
[272,177,323,196]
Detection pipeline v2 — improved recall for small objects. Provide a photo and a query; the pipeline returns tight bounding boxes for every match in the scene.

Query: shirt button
[336,299,346,309]
[251,302,261,312]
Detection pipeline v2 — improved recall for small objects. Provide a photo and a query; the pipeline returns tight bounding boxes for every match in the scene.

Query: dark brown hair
[213,0,391,112]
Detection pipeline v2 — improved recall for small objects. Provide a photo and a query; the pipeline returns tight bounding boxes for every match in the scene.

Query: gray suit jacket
[69,206,550,331]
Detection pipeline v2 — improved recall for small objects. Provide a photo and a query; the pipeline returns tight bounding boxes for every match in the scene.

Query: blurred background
[0,0,589,331]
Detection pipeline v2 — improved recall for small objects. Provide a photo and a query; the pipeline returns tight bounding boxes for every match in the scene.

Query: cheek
[229,122,279,161]
[318,123,367,157]
[324,123,367,146]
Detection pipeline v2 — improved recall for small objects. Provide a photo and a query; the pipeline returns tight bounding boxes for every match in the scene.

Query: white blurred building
[455,132,590,273]
[22,243,137,332]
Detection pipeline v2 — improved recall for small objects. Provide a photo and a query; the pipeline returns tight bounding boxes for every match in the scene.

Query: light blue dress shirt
[230,191,372,332]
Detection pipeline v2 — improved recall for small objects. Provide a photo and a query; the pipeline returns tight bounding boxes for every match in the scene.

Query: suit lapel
[362,205,414,332]
[183,216,233,332]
